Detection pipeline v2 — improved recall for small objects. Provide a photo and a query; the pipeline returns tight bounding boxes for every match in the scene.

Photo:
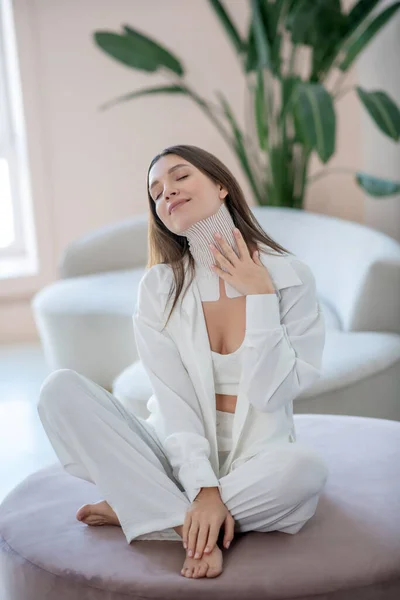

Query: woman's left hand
[210,228,276,295]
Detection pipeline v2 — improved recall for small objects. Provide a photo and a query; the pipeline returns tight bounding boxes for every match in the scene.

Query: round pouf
[1,414,400,600]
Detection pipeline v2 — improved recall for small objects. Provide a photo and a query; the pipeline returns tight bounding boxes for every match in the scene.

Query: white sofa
[32,207,400,422]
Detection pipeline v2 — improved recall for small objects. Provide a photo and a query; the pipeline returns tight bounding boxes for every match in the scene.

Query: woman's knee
[279,444,329,503]
[37,368,84,414]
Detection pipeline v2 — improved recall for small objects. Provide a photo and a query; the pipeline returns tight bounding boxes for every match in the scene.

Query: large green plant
[93,0,400,208]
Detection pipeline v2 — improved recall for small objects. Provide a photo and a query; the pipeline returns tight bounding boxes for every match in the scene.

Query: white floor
[0,342,57,503]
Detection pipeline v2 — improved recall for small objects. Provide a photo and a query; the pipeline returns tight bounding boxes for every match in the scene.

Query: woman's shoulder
[259,249,316,291]
[139,263,173,293]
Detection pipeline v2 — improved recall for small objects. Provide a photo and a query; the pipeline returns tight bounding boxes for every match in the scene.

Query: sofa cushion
[308,329,400,397]
[112,328,400,420]
[1,414,399,599]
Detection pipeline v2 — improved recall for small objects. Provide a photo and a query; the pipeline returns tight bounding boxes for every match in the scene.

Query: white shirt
[132,251,325,503]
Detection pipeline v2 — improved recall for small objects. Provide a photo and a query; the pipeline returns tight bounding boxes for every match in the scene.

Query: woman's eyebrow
[149,163,190,191]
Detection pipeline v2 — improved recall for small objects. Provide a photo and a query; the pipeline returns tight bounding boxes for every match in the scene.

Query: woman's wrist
[196,486,220,498]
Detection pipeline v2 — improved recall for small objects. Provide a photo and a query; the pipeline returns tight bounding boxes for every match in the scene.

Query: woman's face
[148,154,228,234]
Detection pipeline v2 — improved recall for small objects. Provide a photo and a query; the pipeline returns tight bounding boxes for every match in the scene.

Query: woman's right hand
[182,487,235,560]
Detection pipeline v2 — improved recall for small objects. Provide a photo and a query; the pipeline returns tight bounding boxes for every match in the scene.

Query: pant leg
[218,439,329,535]
[37,368,190,543]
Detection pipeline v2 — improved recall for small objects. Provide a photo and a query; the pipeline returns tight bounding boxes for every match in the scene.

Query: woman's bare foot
[76,500,121,526]
[181,545,223,579]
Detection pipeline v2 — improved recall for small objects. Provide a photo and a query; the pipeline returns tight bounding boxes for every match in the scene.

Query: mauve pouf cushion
[1,414,400,600]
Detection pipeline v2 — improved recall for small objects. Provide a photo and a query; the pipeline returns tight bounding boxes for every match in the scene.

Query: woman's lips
[170,200,190,213]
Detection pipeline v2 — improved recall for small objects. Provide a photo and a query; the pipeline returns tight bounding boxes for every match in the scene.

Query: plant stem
[298,147,311,208]
[333,85,354,101]
[331,69,348,97]
[243,77,265,182]
[287,41,296,79]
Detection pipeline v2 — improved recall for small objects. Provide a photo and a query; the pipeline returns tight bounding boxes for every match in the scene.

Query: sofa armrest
[310,234,400,335]
[350,258,400,335]
[251,207,400,336]
[59,213,148,278]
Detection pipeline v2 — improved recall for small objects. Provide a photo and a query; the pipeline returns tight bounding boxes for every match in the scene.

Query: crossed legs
[37,369,328,544]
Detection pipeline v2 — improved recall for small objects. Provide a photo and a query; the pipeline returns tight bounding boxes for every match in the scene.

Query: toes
[196,564,207,578]
[206,566,222,579]
[85,516,104,526]
[76,504,91,520]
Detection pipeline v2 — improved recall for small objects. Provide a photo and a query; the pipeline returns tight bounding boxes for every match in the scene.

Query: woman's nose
[165,188,178,200]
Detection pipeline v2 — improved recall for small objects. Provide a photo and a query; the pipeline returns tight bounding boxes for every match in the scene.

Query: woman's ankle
[173,524,184,539]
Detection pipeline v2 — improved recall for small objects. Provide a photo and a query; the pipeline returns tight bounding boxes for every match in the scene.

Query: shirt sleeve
[242,257,325,413]
[132,269,221,503]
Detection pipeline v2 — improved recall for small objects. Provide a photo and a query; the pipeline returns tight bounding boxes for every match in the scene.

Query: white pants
[37,369,329,544]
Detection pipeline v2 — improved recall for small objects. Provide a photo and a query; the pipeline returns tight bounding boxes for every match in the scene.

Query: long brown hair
[146,144,292,328]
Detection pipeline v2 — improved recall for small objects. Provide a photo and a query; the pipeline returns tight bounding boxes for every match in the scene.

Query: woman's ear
[219,185,228,200]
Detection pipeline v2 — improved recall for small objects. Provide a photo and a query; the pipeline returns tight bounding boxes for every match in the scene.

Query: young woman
[37,144,329,580]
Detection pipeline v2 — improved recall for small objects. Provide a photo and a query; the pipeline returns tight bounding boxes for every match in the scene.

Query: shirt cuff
[246,292,281,331]
[179,459,220,503]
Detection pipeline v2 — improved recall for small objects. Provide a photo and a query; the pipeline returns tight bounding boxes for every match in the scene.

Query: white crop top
[211,340,245,395]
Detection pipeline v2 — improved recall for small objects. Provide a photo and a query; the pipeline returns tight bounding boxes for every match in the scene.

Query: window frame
[0,0,26,258]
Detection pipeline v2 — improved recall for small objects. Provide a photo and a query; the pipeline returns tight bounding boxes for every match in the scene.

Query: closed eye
[155,175,188,200]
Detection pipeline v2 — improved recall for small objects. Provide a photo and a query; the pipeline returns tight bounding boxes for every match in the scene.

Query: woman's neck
[180,202,239,274]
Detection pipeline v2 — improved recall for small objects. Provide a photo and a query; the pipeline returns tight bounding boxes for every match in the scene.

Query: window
[0,0,38,279]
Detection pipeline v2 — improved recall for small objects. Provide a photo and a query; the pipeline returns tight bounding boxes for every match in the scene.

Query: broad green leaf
[339,2,400,71]
[286,0,343,46]
[122,25,184,75]
[316,1,381,78]
[256,0,282,74]
[245,1,282,75]
[245,23,257,73]
[281,76,301,119]
[98,85,189,111]
[356,173,400,196]
[269,0,286,38]
[253,0,281,47]
[93,30,184,75]
[285,0,346,80]
[357,87,400,141]
[207,0,244,55]
[292,83,336,163]
[345,0,381,34]
[251,0,272,70]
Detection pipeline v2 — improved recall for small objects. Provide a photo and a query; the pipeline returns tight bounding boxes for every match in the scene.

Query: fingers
[211,232,238,264]
[193,523,210,559]
[214,228,248,260]
[182,513,191,550]
[210,244,231,269]
[223,514,235,549]
[203,523,221,555]
[187,521,219,560]
[187,521,200,558]
[233,227,249,257]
